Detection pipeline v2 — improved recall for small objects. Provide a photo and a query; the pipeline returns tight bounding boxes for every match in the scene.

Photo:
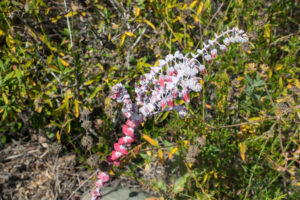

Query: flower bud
[211,49,217,58]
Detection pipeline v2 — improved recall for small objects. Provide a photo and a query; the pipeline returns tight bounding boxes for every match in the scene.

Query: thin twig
[131,27,147,50]
[63,0,73,50]
[183,161,210,199]
[67,170,99,200]
[263,80,275,108]
[164,20,185,50]
[270,32,299,45]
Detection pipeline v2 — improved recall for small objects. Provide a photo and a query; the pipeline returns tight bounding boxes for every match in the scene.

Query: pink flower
[114,143,128,155]
[126,120,138,128]
[111,93,119,99]
[159,75,165,87]
[167,68,174,76]
[97,172,110,183]
[90,188,103,197]
[183,91,190,103]
[118,136,135,145]
[168,96,174,108]
[95,179,104,188]
[165,75,172,82]
[111,150,123,160]
[172,88,178,98]
[122,125,134,137]
[161,99,167,110]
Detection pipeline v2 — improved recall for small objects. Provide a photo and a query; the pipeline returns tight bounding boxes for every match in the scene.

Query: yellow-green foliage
[0,0,299,199]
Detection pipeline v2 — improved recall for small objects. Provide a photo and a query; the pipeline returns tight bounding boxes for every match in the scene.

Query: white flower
[229,37,237,43]
[220,44,227,51]
[163,80,171,88]
[204,54,212,61]
[191,52,198,58]
[197,49,204,55]
[165,54,174,62]
[158,59,167,67]
[198,64,206,72]
[139,106,148,117]
[223,38,230,45]
[186,67,198,76]
[174,51,183,59]
[151,67,160,73]
[145,103,155,113]
[144,73,153,80]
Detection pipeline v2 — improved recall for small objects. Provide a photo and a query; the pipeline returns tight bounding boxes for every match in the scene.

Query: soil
[0,134,93,200]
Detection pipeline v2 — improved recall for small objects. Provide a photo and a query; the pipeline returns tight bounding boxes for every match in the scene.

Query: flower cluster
[90,27,248,200]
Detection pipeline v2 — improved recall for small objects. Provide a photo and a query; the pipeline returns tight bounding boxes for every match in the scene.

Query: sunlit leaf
[142,134,159,147]
[168,147,178,159]
[135,7,140,17]
[144,19,156,30]
[190,0,198,9]
[275,64,283,71]
[64,11,77,18]
[2,94,9,105]
[56,130,61,142]
[196,2,203,15]
[120,33,126,46]
[279,77,283,90]
[125,32,136,37]
[74,99,79,118]
[58,57,70,68]
[239,142,246,161]
[158,149,164,164]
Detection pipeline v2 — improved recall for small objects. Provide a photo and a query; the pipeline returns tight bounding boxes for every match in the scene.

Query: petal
[183,91,190,103]
[95,180,104,188]
[126,120,138,128]
[97,172,110,182]
[114,143,128,155]
[111,150,123,160]
[122,125,134,137]
[168,97,174,108]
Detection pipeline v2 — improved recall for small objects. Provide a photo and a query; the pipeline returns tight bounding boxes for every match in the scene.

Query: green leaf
[173,173,190,193]
[1,135,6,144]
[89,85,103,99]
[155,111,170,123]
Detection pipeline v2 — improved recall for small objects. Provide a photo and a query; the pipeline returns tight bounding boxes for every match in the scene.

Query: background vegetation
[0,0,299,199]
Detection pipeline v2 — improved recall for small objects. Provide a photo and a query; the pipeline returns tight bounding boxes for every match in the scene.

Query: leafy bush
[0,0,299,199]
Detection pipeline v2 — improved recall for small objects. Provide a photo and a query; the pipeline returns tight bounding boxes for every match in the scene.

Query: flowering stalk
[89,27,248,200]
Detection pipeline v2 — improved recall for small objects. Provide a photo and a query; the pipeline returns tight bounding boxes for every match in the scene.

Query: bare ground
[0,135,92,200]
